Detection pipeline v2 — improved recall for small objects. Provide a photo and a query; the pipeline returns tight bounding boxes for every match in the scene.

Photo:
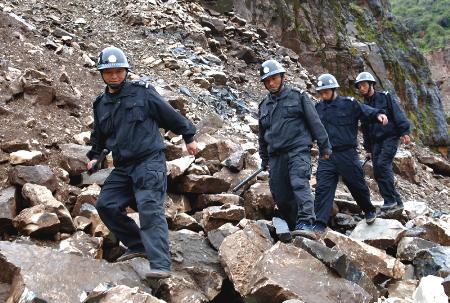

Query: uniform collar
[103,81,134,103]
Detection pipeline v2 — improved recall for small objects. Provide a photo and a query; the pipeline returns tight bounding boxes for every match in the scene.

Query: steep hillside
[207,0,450,150]
[391,0,450,53]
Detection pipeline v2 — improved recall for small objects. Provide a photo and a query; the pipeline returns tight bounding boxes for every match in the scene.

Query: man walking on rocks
[356,72,411,210]
[86,46,199,279]
[258,60,331,238]
[313,73,387,232]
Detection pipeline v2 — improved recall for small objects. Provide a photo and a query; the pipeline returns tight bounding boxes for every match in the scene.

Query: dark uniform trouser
[268,149,314,230]
[372,136,402,205]
[314,148,375,225]
[95,153,170,271]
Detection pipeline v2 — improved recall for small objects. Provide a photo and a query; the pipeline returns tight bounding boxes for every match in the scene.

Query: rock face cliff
[426,45,450,115]
[203,0,450,149]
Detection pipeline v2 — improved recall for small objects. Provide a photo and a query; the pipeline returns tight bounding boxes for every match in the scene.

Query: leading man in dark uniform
[86,46,199,279]
[258,60,331,238]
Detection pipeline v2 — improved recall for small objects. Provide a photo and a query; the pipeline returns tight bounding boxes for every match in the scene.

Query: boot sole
[116,252,147,262]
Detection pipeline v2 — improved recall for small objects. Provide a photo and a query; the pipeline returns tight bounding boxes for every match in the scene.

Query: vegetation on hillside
[390,0,450,52]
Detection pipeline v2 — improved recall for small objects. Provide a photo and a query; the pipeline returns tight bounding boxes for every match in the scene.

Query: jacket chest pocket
[260,111,270,129]
[99,112,113,135]
[335,111,353,126]
[282,101,300,118]
[125,103,145,123]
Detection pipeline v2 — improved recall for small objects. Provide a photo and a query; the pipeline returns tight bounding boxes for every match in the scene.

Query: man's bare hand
[400,135,411,145]
[377,114,388,125]
[321,153,330,160]
[87,159,98,170]
[186,141,199,155]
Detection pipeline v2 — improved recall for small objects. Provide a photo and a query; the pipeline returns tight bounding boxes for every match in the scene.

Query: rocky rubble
[0,0,449,302]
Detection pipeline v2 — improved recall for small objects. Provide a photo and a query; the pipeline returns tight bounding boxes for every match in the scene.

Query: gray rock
[59,143,91,175]
[0,241,150,302]
[13,205,60,237]
[413,246,450,279]
[80,168,113,186]
[202,204,245,232]
[174,174,230,194]
[349,218,407,249]
[0,187,16,233]
[396,237,438,262]
[207,223,240,250]
[8,165,58,192]
[242,182,275,220]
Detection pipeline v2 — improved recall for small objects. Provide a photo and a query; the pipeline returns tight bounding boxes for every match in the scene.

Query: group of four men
[86,47,411,279]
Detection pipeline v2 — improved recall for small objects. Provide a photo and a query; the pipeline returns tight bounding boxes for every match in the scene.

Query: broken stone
[186,163,210,175]
[393,150,418,183]
[403,200,430,219]
[0,241,150,302]
[167,155,195,180]
[80,168,113,186]
[23,78,55,105]
[418,155,450,176]
[165,142,186,161]
[387,280,417,302]
[204,70,227,85]
[293,237,378,299]
[74,131,91,145]
[219,223,273,296]
[411,216,450,245]
[172,213,202,232]
[165,194,191,222]
[8,165,58,192]
[412,275,448,303]
[247,242,372,303]
[349,218,407,249]
[197,136,240,162]
[221,150,245,172]
[13,204,60,237]
[0,187,16,233]
[1,139,30,153]
[173,174,230,194]
[58,230,103,259]
[202,204,245,232]
[59,143,91,175]
[73,215,92,232]
[334,213,357,232]
[396,237,438,262]
[79,203,110,238]
[22,183,75,233]
[242,182,275,220]
[72,183,101,216]
[413,246,450,279]
[82,284,164,303]
[213,168,254,192]
[193,193,241,210]
[324,230,405,280]
[200,16,226,35]
[442,275,450,298]
[156,230,226,302]
[207,222,240,250]
[9,150,43,165]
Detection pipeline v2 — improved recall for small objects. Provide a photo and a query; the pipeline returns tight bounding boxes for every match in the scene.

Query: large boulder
[167,155,195,180]
[324,230,405,280]
[412,275,448,303]
[413,246,450,279]
[12,205,60,237]
[81,284,165,303]
[396,237,438,262]
[246,242,372,303]
[155,230,226,302]
[393,150,418,183]
[418,155,450,176]
[219,223,273,296]
[0,241,151,303]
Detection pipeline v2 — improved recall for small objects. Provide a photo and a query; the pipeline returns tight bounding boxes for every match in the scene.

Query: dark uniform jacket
[258,85,331,165]
[361,91,411,152]
[315,96,383,151]
[87,81,196,167]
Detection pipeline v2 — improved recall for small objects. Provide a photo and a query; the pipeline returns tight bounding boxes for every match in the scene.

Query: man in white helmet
[355,71,411,210]
[258,59,331,238]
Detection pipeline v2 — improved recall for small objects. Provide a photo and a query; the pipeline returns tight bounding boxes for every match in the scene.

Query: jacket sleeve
[387,93,411,136]
[361,121,371,152]
[258,106,269,167]
[86,105,107,160]
[357,102,384,123]
[146,85,197,144]
[302,94,331,156]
